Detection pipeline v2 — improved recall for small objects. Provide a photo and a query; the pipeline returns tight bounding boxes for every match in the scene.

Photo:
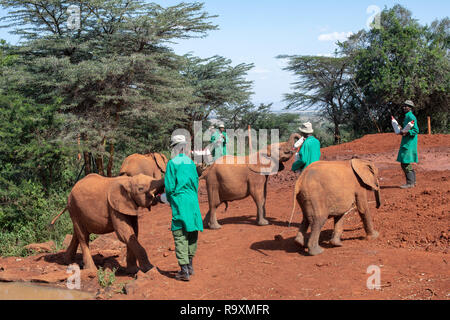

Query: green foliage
[0,1,257,256]
[340,5,449,134]
[0,0,220,160]
[277,54,353,144]
[281,4,449,141]
[0,90,75,256]
[97,267,117,288]
[0,182,72,257]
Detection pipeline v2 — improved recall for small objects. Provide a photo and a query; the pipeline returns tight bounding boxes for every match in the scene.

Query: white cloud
[318,31,353,42]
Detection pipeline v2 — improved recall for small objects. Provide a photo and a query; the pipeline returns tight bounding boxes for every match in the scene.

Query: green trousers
[172,229,198,266]
[401,163,413,174]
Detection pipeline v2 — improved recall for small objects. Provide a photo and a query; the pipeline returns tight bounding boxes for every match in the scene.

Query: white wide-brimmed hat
[299,122,313,134]
[404,100,415,108]
[218,123,225,128]
[170,135,187,146]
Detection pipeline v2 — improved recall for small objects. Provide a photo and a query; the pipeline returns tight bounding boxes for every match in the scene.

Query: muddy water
[0,282,94,300]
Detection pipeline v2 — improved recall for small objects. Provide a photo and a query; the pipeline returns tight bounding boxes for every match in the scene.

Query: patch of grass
[97,267,117,288]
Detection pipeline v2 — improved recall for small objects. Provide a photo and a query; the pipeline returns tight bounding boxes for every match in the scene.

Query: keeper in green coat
[210,123,228,160]
[291,122,321,173]
[165,134,203,281]
[396,100,419,189]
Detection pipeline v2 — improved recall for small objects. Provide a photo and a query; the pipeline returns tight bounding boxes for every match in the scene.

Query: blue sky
[0,1,448,110]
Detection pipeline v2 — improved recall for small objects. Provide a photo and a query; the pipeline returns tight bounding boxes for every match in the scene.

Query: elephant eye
[138,187,145,192]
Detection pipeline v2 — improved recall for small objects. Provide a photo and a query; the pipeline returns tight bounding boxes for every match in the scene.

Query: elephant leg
[307,213,327,256]
[64,231,79,265]
[125,244,139,274]
[208,204,222,229]
[251,184,269,226]
[205,185,222,229]
[294,213,309,247]
[125,219,139,274]
[73,222,96,271]
[202,210,211,226]
[112,211,153,273]
[330,215,345,247]
[356,192,379,240]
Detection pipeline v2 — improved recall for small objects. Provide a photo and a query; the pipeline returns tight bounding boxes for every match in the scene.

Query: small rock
[168,246,175,251]
[24,241,56,253]
[315,262,329,267]
[163,252,169,257]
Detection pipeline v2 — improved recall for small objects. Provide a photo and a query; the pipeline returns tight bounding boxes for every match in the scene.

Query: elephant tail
[288,176,303,227]
[50,207,68,225]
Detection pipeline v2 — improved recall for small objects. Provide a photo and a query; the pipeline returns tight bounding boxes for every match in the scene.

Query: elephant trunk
[375,189,381,209]
[279,133,303,162]
[286,133,302,153]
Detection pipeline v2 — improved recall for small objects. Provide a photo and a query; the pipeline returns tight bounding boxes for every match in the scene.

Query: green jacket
[210,130,228,159]
[291,136,321,172]
[396,111,419,164]
[164,154,203,232]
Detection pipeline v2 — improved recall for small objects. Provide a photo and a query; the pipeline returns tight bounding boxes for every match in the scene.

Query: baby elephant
[291,159,381,256]
[51,173,164,273]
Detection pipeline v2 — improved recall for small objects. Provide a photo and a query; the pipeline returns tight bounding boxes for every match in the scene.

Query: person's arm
[408,115,419,137]
[291,143,308,172]
[164,161,177,203]
[402,114,419,137]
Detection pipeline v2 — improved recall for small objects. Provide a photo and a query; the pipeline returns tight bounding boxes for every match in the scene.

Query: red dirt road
[0,133,449,300]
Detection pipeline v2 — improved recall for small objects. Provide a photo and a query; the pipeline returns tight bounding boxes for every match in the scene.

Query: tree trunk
[84,151,91,175]
[96,156,105,176]
[334,121,341,145]
[107,143,114,177]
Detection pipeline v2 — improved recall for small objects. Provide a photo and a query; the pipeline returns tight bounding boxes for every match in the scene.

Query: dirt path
[0,133,449,300]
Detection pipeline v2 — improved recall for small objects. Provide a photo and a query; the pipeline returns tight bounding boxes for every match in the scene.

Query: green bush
[0,180,72,256]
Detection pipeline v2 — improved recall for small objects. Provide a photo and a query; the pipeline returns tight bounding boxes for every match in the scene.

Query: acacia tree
[277,54,352,144]
[179,54,254,133]
[0,0,219,175]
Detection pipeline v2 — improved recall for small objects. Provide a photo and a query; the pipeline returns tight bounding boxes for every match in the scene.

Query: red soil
[0,133,449,300]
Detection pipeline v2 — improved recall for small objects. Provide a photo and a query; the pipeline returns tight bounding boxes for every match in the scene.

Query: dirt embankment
[0,133,449,300]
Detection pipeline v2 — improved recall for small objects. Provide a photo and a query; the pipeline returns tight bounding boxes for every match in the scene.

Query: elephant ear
[153,153,168,173]
[107,178,138,216]
[351,159,380,191]
[249,153,279,175]
[150,178,165,195]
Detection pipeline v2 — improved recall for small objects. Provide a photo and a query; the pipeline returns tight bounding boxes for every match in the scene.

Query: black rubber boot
[400,171,415,189]
[188,258,194,276]
[175,265,190,281]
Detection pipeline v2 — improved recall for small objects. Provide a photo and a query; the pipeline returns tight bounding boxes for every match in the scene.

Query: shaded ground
[0,133,449,300]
